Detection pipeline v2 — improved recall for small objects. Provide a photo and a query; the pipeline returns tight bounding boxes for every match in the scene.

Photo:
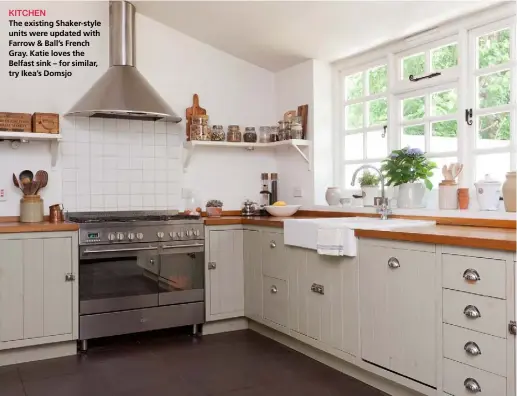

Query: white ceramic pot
[361,186,379,207]
[502,171,516,212]
[325,187,342,206]
[474,174,501,211]
[397,182,426,209]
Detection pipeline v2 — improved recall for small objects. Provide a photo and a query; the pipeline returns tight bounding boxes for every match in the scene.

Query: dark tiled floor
[2,330,388,396]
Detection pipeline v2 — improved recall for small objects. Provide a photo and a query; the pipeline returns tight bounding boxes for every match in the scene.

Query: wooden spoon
[34,170,48,195]
[12,173,24,193]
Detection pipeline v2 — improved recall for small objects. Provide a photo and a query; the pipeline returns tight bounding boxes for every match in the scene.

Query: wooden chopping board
[185,94,206,141]
[297,104,308,139]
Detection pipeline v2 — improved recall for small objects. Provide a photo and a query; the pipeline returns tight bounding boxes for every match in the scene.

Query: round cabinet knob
[194,230,200,237]
[270,285,278,294]
[108,233,116,241]
[270,241,276,248]
[157,232,165,239]
[117,233,125,241]
[127,233,135,241]
[136,233,144,240]
[464,378,481,393]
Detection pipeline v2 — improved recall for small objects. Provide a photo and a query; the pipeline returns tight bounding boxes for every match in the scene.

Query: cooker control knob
[186,230,193,237]
[178,231,185,239]
[108,233,116,241]
[157,232,165,239]
[127,233,135,241]
[194,230,200,237]
[170,231,179,240]
[117,233,125,241]
[136,233,144,240]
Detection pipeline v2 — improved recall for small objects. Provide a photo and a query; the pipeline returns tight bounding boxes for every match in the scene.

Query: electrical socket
[0,188,6,202]
[293,187,303,197]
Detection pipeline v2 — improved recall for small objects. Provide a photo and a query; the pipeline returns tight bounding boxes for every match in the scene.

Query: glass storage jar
[269,126,279,142]
[243,127,257,143]
[190,115,211,141]
[290,121,303,139]
[278,120,289,141]
[227,125,242,142]
[211,125,225,141]
[258,126,270,143]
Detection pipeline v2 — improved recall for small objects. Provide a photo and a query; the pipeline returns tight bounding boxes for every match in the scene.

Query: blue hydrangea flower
[390,152,399,159]
[407,147,424,156]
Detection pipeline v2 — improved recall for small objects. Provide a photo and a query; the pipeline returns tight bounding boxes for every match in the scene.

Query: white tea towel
[316,225,356,256]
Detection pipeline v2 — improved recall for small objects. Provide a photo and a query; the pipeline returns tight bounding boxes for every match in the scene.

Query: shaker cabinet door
[0,240,24,342]
[208,230,244,318]
[244,230,263,321]
[359,243,437,387]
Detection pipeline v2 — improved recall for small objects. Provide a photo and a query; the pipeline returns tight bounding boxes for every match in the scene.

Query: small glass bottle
[243,127,257,143]
[269,126,279,142]
[290,120,303,139]
[190,115,211,141]
[258,126,270,143]
[211,125,225,141]
[227,125,242,142]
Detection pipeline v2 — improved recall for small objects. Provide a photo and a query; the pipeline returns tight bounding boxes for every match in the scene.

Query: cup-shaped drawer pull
[387,257,400,269]
[464,341,482,356]
[464,305,481,319]
[463,268,481,282]
[270,285,278,294]
[464,378,482,393]
[270,241,276,248]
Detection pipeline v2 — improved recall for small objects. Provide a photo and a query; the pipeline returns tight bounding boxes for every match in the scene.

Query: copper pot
[49,204,64,223]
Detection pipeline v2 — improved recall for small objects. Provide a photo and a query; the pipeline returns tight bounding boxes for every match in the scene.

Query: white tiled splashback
[60,116,183,212]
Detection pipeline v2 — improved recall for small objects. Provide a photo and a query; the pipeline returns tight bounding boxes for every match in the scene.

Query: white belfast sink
[283,217,436,257]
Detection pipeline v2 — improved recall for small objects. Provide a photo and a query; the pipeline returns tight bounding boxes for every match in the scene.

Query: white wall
[0,2,276,216]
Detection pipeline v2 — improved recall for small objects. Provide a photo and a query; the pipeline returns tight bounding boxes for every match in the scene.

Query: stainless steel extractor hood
[65,1,181,123]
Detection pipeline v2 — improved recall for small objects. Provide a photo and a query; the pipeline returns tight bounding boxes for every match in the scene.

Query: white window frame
[335,3,516,195]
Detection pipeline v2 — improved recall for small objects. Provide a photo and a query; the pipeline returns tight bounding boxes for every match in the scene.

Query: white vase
[325,187,342,206]
[361,186,379,207]
[397,182,426,208]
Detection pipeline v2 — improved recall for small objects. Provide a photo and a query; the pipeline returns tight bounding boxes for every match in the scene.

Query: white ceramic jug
[325,187,342,206]
[474,174,501,211]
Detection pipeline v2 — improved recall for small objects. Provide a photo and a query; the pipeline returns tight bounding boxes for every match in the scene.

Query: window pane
[366,130,387,159]
[428,157,457,188]
[432,43,458,71]
[478,70,511,109]
[431,120,457,152]
[478,28,511,69]
[368,65,387,95]
[368,98,388,126]
[344,133,363,161]
[345,103,363,130]
[431,89,457,116]
[401,125,425,150]
[345,72,363,100]
[475,152,510,183]
[402,53,425,79]
[477,112,511,149]
[402,96,425,120]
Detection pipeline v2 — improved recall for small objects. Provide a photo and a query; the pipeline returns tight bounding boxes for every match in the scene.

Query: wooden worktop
[204,216,516,252]
[0,217,79,233]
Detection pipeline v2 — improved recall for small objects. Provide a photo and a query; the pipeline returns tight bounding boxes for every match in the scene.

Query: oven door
[79,243,160,315]
[158,241,205,306]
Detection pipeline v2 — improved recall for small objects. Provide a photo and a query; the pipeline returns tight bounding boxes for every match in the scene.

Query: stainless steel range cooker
[68,210,205,350]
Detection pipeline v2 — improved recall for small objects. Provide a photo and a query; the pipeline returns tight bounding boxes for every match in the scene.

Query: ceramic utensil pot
[474,174,501,211]
[502,171,516,212]
[325,187,342,206]
[20,195,43,223]
[439,180,458,210]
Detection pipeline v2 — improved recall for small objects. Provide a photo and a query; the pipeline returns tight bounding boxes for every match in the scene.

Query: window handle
[465,108,473,125]
[381,125,387,138]
[409,72,441,82]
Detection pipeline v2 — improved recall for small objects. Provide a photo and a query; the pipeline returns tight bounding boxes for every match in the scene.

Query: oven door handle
[162,244,204,249]
[83,247,159,254]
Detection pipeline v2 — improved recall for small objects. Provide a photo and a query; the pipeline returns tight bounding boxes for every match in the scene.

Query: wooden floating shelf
[183,139,311,171]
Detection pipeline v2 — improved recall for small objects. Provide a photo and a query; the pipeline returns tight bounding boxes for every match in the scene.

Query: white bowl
[265,205,301,217]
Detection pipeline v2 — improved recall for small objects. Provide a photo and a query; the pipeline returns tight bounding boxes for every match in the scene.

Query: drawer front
[443,324,507,376]
[443,358,506,396]
[263,276,288,328]
[443,289,506,338]
[442,254,506,299]
[262,232,288,281]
